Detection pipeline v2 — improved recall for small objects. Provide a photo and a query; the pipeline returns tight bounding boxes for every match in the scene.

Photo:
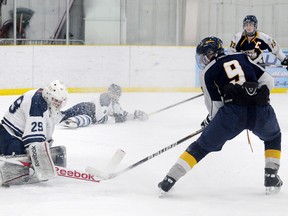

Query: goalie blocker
[27,142,57,180]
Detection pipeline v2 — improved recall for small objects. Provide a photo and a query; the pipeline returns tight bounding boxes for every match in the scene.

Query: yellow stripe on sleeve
[179,151,197,168]
[265,149,281,159]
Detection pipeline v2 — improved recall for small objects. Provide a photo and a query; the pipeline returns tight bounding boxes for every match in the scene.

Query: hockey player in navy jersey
[228,15,288,68]
[0,80,68,186]
[59,83,148,129]
[158,36,282,196]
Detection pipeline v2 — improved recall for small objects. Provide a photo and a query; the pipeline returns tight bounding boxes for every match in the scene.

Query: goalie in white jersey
[0,80,68,186]
[59,84,148,129]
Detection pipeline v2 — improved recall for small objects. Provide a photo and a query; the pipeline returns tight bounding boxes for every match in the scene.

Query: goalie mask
[243,15,257,37]
[108,84,121,102]
[196,36,224,69]
[42,80,68,117]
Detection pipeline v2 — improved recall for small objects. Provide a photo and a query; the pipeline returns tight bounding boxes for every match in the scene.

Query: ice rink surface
[1,92,288,216]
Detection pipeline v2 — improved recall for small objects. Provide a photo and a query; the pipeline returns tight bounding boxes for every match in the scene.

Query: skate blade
[158,189,167,198]
[266,186,281,195]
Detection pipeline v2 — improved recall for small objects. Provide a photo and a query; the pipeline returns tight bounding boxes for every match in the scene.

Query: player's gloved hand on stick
[281,57,288,70]
[201,115,211,128]
[113,113,127,123]
[134,110,149,121]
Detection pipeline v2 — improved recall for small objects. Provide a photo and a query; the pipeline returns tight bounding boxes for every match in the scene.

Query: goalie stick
[104,149,126,172]
[85,149,126,181]
[86,128,204,181]
[0,155,99,183]
[0,148,125,184]
[148,93,204,116]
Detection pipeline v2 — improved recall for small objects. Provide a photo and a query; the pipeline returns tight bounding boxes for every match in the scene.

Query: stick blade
[105,149,126,172]
[85,149,125,181]
[85,166,108,180]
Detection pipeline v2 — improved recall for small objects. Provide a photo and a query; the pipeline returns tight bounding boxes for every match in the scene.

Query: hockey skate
[264,168,283,195]
[158,175,176,197]
[60,119,78,129]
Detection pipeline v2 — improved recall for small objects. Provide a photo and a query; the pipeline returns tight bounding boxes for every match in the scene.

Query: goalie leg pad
[0,162,29,186]
[0,162,41,186]
[27,142,57,181]
[0,161,4,185]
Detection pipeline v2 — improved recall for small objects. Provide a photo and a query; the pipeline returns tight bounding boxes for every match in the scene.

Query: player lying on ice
[59,83,149,129]
[158,36,283,196]
[0,80,68,186]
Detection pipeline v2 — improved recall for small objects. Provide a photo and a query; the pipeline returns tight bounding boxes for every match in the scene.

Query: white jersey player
[0,80,68,186]
[59,84,149,129]
[228,15,288,67]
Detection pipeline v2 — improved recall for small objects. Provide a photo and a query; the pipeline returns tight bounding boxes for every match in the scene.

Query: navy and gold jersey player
[158,36,283,196]
[228,15,288,67]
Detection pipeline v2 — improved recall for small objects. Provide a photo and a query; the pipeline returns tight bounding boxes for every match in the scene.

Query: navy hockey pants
[61,102,96,123]
[0,124,25,155]
[186,103,281,162]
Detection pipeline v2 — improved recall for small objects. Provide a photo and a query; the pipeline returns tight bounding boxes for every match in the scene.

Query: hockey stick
[86,127,204,180]
[0,156,100,183]
[104,149,126,172]
[0,148,125,183]
[259,63,287,68]
[148,93,204,116]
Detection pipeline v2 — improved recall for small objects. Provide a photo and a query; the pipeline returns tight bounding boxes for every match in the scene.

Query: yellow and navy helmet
[196,36,224,69]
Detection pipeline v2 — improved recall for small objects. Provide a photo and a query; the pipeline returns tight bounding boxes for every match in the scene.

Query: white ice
[1,92,288,216]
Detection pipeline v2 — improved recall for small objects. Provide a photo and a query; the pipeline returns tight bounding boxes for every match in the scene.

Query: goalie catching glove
[134,110,149,121]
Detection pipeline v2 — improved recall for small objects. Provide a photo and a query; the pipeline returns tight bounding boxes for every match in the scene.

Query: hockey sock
[71,114,93,127]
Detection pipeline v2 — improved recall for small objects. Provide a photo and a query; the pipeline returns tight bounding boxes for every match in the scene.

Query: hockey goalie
[0,80,68,187]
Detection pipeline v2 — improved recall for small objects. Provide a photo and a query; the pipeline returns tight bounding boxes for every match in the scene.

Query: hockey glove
[281,57,288,70]
[113,113,127,123]
[134,110,149,121]
[201,115,211,128]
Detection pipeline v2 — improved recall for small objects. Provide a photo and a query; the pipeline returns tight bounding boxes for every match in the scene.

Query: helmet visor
[196,50,216,70]
[243,21,256,36]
